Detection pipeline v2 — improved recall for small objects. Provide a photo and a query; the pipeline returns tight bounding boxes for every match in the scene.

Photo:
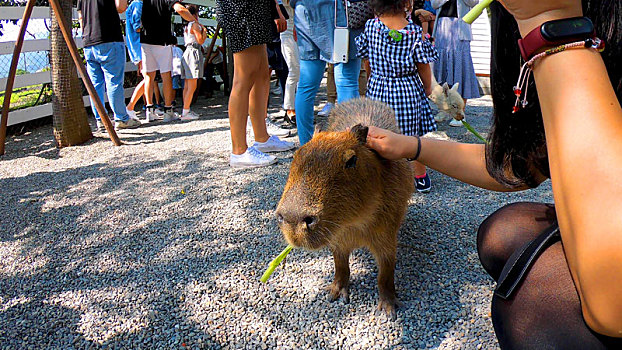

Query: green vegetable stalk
[462,0,495,24]
[260,245,294,283]
[461,120,489,144]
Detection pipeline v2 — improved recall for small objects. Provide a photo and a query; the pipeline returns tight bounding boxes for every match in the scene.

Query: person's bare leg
[422,22,429,35]
[183,78,198,110]
[411,161,427,178]
[160,71,174,107]
[249,48,270,144]
[229,45,266,155]
[127,61,145,111]
[154,81,162,105]
[144,71,157,106]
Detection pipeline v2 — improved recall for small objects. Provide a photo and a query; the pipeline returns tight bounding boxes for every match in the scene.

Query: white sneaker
[126,108,139,121]
[229,146,277,168]
[154,106,165,116]
[162,109,180,122]
[265,118,291,137]
[144,108,156,123]
[449,118,464,127]
[95,119,107,133]
[115,118,141,130]
[253,135,295,153]
[248,117,291,137]
[318,102,334,117]
[180,110,200,121]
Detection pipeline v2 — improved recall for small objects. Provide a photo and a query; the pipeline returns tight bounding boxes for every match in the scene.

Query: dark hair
[370,0,410,16]
[486,0,622,188]
[186,4,199,16]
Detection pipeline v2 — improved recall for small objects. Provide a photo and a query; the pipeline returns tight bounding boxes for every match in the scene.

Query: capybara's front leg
[372,246,399,320]
[327,249,351,303]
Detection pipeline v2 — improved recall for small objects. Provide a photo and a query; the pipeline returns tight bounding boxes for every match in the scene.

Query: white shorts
[141,44,172,74]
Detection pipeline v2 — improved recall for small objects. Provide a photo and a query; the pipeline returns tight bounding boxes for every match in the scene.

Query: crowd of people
[78,0,476,178]
[216,0,480,193]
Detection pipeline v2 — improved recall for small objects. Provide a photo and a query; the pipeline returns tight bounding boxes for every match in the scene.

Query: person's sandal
[285,111,296,126]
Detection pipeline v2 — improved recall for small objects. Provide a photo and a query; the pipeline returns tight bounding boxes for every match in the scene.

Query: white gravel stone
[0,88,552,349]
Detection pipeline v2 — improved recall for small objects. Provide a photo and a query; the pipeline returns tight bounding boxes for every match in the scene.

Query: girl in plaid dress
[356,0,439,192]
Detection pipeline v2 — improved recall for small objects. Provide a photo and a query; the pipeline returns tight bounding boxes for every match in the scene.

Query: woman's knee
[490,243,616,349]
[477,202,556,281]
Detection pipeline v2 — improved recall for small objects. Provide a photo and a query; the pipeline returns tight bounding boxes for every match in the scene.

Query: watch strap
[518,27,556,61]
[517,17,595,61]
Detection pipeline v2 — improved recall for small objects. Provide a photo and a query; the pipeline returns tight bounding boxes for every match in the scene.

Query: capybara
[275,98,414,318]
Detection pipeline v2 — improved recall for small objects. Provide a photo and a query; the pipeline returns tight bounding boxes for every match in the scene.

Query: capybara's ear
[350,124,368,144]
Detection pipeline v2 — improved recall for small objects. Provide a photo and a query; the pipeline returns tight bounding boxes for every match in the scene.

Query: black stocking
[477,202,622,349]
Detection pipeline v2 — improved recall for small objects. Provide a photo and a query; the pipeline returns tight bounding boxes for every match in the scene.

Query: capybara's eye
[303,216,318,229]
[345,155,357,169]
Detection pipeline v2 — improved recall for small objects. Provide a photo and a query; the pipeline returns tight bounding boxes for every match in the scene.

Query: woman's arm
[532,42,622,338]
[274,0,287,33]
[366,126,528,192]
[115,0,127,13]
[416,62,433,96]
[499,0,622,337]
[191,22,207,45]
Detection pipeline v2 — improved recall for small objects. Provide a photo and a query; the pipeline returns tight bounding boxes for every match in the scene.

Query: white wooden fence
[469,7,492,94]
[0,0,219,127]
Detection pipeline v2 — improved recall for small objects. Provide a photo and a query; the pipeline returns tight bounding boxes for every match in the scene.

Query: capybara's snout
[275,207,318,232]
[275,203,325,249]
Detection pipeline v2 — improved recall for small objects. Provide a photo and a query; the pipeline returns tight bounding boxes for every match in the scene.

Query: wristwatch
[517,17,595,61]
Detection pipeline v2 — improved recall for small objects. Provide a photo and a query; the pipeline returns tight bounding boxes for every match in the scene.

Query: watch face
[541,17,594,41]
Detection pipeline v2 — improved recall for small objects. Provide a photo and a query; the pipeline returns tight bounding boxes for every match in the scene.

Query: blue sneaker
[318,102,334,117]
[415,173,431,193]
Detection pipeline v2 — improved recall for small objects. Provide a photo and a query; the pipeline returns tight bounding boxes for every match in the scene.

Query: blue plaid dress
[356,19,438,136]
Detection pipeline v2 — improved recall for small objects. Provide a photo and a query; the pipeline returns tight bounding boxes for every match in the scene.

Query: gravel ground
[0,84,553,349]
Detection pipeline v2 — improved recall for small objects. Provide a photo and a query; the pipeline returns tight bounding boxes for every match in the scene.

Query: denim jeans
[290,0,361,62]
[84,41,129,122]
[295,57,361,145]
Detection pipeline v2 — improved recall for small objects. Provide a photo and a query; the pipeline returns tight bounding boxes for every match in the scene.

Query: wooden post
[205,23,221,64]
[0,0,36,156]
[48,0,122,146]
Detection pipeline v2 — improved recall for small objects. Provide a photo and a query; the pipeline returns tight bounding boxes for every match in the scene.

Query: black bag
[342,0,374,29]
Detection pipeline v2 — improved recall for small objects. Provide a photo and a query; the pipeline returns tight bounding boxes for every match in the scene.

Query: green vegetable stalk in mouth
[260,245,294,283]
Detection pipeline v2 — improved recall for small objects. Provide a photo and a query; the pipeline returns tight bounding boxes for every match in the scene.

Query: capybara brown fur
[275,98,414,318]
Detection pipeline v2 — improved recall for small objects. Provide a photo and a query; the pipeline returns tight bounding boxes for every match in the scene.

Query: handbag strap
[335,0,349,29]
[494,222,561,299]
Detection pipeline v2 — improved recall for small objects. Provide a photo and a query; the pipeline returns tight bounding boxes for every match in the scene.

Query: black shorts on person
[216,0,274,53]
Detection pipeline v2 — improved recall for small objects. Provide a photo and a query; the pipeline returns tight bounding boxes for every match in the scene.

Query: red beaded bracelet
[512,37,605,114]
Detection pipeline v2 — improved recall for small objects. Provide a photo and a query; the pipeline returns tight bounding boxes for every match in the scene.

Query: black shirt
[141,0,179,45]
[77,0,124,47]
[439,0,458,18]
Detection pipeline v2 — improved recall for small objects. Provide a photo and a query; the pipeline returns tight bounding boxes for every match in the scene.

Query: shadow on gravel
[115,125,230,146]
[0,150,297,347]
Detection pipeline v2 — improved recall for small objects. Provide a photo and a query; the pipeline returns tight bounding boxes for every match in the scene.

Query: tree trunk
[49,0,92,147]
